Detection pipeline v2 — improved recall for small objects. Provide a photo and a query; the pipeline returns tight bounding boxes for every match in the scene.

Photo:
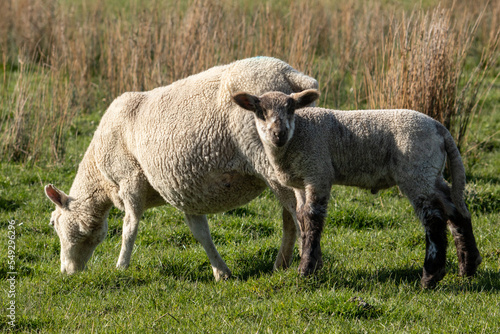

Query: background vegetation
[1,0,499,332]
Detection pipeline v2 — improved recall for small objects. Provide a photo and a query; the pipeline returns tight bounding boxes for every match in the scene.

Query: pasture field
[1,0,499,332]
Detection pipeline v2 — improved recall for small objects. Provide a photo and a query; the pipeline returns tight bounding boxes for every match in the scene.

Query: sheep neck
[69,150,113,219]
[262,141,293,184]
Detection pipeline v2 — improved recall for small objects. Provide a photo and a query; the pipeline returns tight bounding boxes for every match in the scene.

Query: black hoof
[421,267,446,289]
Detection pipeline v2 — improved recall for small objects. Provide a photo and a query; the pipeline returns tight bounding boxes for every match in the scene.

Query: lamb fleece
[45,57,318,280]
[233,90,481,288]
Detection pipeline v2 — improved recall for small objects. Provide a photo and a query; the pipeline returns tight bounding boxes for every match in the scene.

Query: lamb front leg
[274,208,299,270]
[268,180,299,270]
[297,185,329,276]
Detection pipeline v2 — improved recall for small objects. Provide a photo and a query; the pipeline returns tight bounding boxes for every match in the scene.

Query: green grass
[1,0,499,331]
[1,105,499,332]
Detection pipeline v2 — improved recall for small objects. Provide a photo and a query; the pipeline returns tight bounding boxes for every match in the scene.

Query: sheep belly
[150,170,266,215]
[334,171,396,192]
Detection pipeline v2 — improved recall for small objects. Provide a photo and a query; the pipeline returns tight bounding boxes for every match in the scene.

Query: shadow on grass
[3,316,55,332]
[57,255,498,293]
[327,208,402,229]
[158,258,215,283]
[157,246,279,282]
[0,197,20,212]
[467,173,500,185]
[299,264,500,293]
[465,188,500,213]
[232,247,278,280]
[437,269,500,293]
[224,207,256,217]
[297,265,422,291]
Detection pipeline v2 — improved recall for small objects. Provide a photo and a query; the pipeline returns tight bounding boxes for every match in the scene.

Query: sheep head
[44,184,108,274]
[233,89,319,148]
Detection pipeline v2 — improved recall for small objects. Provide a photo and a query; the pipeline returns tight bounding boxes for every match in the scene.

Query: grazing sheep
[44,57,318,280]
[232,89,481,288]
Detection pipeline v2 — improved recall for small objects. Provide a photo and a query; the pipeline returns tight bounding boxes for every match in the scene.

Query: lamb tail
[443,127,470,219]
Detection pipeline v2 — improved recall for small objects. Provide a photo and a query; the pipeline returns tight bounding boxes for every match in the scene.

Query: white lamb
[44,57,318,280]
[232,89,481,288]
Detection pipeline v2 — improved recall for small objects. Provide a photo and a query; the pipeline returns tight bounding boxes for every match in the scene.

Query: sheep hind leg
[184,214,231,281]
[436,180,482,277]
[448,211,482,277]
[411,194,449,288]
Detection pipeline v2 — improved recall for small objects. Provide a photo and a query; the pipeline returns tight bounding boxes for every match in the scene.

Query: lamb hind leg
[184,214,231,281]
[448,212,482,277]
[435,180,482,276]
[412,195,449,288]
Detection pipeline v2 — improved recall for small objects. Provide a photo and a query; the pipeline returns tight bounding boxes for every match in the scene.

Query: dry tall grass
[0,57,75,162]
[364,6,499,152]
[1,0,498,163]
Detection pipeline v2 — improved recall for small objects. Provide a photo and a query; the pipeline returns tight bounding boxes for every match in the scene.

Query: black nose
[272,130,288,147]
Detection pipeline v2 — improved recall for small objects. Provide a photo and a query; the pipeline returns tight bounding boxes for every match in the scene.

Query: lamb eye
[256,110,266,121]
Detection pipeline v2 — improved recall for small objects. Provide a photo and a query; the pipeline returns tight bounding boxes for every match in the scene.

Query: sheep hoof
[213,268,232,282]
[116,262,130,270]
[458,252,482,277]
[421,267,446,289]
[298,258,323,276]
[273,255,293,270]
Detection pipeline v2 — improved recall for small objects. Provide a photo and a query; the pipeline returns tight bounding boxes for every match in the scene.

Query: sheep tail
[443,127,471,219]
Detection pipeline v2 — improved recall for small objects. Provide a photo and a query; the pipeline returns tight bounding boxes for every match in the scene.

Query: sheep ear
[292,89,320,109]
[232,93,260,112]
[45,184,69,208]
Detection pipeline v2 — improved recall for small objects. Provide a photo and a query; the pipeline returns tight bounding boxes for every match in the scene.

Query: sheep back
[289,108,450,192]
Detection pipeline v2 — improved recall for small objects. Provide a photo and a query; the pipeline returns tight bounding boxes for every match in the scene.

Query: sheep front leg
[297,186,329,276]
[116,199,144,269]
[421,220,448,288]
[274,208,299,270]
[184,214,231,281]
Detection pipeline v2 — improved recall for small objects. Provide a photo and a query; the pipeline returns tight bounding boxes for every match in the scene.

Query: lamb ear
[232,92,260,112]
[45,184,69,208]
[292,89,320,109]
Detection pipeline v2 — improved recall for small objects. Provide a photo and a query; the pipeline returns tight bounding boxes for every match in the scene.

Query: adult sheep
[44,57,318,280]
[232,89,481,288]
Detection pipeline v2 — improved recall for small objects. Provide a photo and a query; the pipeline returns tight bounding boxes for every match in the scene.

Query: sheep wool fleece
[45,57,318,279]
